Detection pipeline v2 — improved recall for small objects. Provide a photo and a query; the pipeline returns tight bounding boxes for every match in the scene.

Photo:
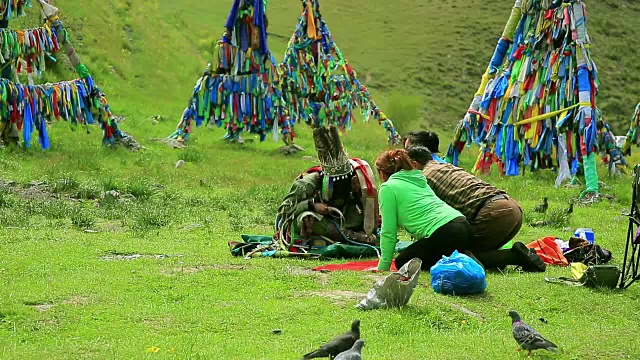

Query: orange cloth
[526,236,568,266]
[306,1,318,39]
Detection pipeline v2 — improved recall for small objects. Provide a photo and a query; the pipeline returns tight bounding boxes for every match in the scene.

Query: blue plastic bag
[430,250,487,295]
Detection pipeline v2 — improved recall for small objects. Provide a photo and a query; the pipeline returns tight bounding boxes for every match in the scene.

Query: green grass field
[2,0,640,359]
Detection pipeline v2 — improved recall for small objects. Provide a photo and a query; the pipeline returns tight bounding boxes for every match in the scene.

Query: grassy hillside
[16,0,640,139]
[1,1,640,359]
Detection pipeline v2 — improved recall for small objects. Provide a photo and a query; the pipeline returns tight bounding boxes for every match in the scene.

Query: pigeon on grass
[566,203,574,215]
[334,340,364,360]
[302,319,360,359]
[533,197,549,213]
[509,310,558,356]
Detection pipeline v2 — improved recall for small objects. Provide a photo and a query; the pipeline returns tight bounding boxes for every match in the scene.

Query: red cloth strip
[351,158,375,196]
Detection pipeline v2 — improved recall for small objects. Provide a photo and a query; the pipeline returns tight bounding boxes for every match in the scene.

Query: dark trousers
[395,217,472,271]
[469,195,523,252]
[395,215,529,271]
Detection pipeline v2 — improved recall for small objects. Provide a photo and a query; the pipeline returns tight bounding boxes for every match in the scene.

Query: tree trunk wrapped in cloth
[446,0,600,201]
[278,0,400,146]
[0,0,137,150]
[168,0,293,146]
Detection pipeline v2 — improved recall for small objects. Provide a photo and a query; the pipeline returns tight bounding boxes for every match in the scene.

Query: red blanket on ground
[312,260,397,272]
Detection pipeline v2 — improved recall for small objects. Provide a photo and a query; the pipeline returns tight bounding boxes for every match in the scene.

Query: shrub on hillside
[70,207,96,229]
[0,189,16,208]
[52,177,80,194]
[132,206,171,230]
[125,180,159,201]
[179,147,205,163]
[384,93,424,137]
[74,183,103,200]
[101,176,122,192]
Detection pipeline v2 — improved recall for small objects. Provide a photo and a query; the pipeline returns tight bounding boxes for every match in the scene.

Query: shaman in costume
[277,125,378,246]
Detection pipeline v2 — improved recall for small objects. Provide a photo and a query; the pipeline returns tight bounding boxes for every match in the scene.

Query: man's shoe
[512,242,546,272]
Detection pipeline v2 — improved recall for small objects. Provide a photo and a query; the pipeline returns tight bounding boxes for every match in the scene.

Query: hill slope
[18,0,640,140]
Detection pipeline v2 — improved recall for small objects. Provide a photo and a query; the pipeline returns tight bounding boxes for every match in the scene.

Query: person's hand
[301,216,315,238]
[313,202,329,215]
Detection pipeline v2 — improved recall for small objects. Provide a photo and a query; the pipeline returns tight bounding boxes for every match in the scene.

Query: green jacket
[378,170,463,271]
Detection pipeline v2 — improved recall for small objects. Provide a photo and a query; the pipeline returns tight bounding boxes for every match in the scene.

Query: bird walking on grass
[334,340,364,360]
[566,203,574,215]
[509,310,558,356]
[533,197,549,213]
[302,319,360,359]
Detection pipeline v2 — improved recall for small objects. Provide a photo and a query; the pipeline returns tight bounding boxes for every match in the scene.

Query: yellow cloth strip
[474,72,491,98]
[471,111,491,120]
[513,103,586,126]
[524,104,540,140]
[473,149,485,175]
[472,1,522,104]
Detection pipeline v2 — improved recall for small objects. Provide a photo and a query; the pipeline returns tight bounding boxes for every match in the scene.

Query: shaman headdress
[313,125,352,179]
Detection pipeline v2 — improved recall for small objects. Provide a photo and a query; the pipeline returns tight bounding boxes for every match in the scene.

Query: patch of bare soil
[286,266,330,286]
[1,180,57,201]
[61,296,91,306]
[160,264,247,276]
[100,252,184,261]
[148,138,185,149]
[33,304,54,312]
[180,223,204,231]
[25,296,92,312]
[98,221,126,233]
[285,266,317,276]
[448,303,484,319]
[299,290,366,305]
[143,316,175,330]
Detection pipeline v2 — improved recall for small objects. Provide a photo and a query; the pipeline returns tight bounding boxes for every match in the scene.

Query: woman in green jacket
[375,149,470,271]
[375,149,544,272]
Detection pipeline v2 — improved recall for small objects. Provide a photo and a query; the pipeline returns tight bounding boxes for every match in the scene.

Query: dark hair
[375,149,414,177]
[407,146,433,167]
[406,130,440,153]
[406,130,430,148]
